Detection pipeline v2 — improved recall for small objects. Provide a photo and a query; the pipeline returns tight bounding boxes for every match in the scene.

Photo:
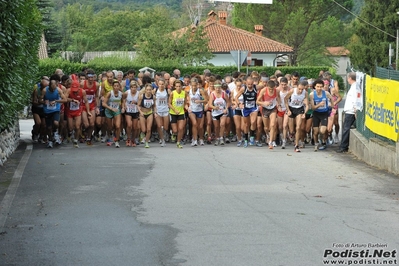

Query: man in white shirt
[337,72,357,153]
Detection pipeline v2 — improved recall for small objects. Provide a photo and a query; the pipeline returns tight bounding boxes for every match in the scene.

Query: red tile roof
[326,46,349,56]
[173,15,293,54]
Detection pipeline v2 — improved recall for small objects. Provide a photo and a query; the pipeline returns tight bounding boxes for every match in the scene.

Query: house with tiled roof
[177,11,293,67]
[326,46,350,79]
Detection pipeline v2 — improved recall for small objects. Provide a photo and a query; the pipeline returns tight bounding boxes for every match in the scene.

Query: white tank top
[279,89,289,111]
[108,90,122,110]
[155,89,169,113]
[231,85,244,110]
[211,92,226,116]
[189,87,203,112]
[288,87,306,108]
[126,89,139,113]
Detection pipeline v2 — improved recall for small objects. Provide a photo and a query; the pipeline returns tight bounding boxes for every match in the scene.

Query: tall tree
[232,0,353,65]
[136,24,213,66]
[348,1,399,72]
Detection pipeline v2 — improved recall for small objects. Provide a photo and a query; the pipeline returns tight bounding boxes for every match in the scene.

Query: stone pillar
[0,120,20,166]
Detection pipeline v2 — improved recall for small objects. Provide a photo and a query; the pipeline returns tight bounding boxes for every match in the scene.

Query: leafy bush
[0,0,42,131]
[39,58,335,80]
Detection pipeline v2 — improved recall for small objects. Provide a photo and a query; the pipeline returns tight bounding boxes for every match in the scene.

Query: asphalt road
[0,119,398,266]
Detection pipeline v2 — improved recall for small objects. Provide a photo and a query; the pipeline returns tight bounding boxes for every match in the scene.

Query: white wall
[332,55,350,77]
[208,53,280,67]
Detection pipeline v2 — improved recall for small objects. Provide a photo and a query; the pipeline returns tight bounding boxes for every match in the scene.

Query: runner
[137,84,155,148]
[205,76,216,144]
[309,79,333,151]
[235,76,258,147]
[208,80,229,146]
[81,69,99,145]
[231,78,244,147]
[276,77,290,149]
[102,80,124,148]
[31,76,49,143]
[39,74,68,148]
[327,80,342,144]
[187,77,208,146]
[256,80,280,149]
[169,80,186,149]
[65,76,92,148]
[284,80,309,152]
[154,78,170,147]
[122,81,140,147]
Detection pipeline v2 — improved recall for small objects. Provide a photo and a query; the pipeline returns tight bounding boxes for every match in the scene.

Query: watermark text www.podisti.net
[323,243,397,265]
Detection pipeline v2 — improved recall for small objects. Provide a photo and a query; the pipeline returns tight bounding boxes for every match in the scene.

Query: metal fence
[354,66,399,146]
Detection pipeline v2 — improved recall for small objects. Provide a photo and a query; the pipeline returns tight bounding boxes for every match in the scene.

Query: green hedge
[39,57,344,90]
[0,0,42,131]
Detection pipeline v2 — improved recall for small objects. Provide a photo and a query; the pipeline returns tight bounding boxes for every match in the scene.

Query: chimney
[254,25,263,36]
[218,11,227,25]
[207,10,217,20]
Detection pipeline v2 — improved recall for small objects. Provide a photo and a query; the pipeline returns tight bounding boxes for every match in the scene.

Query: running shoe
[268,143,273,150]
[161,139,165,147]
[319,143,327,150]
[327,135,333,145]
[272,141,277,147]
[47,141,53,148]
[115,141,120,148]
[220,138,225,145]
[231,135,237,142]
[207,136,212,144]
[159,139,163,144]
[191,140,196,147]
[176,142,183,149]
[214,139,219,146]
[54,133,61,145]
[145,142,149,148]
[194,140,198,146]
[106,139,112,146]
[334,135,339,144]
[199,139,205,146]
[126,139,131,147]
[256,141,263,147]
[101,136,106,143]
[249,136,255,146]
[73,140,79,148]
[165,131,170,142]
[294,146,301,152]
[243,140,248,148]
[86,139,92,146]
[32,134,39,143]
[225,137,230,144]
[314,144,318,152]
[237,140,242,147]
[281,140,286,149]
[171,134,176,143]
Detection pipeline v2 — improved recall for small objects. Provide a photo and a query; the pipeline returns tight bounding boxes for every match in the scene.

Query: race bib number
[175,98,184,107]
[110,101,119,109]
[47,102,56,110]
[70,101,80,111]
[158,97,167,106]
[126,103,137,113]
[291,99,302,106]
[246,100,255,108]
[86,95,94,103]
[144,99,153,108]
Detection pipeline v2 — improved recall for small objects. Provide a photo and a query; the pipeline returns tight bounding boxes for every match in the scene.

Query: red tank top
[68,89,83,115]
[83,80,97,109]
[263,88,277,101]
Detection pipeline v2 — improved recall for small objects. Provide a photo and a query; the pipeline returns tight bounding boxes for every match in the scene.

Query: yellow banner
[365,75,399,141]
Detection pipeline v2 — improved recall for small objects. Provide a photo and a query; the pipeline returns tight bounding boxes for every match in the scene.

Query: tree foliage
[347,0,399,72]
[136,24,214,66]
[0,0,43,131]
[231,0,353,66]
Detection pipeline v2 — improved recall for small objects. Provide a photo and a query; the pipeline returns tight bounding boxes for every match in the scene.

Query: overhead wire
[331,0,397,38]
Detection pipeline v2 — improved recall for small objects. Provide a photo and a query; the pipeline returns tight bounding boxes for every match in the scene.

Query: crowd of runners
[31,68,342,152]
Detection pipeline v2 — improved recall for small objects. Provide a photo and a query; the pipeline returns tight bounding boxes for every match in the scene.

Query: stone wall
[350,129,399,176]
[0,120,20,166]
